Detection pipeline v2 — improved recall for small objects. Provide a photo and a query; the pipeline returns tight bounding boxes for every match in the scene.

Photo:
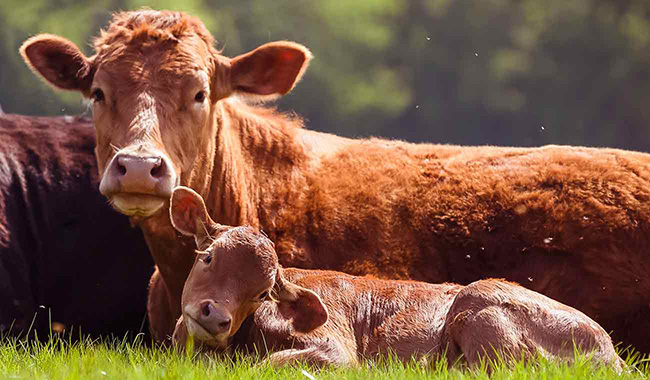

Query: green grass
[0,335,647,380]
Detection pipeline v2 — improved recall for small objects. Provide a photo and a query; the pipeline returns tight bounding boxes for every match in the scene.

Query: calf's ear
[275,270,328,333]
[230,41,312,101]
[170,186,214,241]
[20,34,94,95]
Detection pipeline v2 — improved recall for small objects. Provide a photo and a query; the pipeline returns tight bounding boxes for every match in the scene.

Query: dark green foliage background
[2,0,649,150]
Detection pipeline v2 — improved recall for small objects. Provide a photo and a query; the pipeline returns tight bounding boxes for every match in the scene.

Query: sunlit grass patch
[0,335,646,380]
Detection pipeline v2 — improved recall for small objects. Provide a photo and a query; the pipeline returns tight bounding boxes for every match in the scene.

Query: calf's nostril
[117,162,127,176]
[201,303,211,317]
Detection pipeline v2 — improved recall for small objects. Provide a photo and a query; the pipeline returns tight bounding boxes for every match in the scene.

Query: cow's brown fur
[20,10,650,351]
[170,187,624,369]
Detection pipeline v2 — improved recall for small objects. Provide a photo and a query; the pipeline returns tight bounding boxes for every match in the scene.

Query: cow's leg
[147,267,176,343]
[268,340,356,367]
[171,315,188,347]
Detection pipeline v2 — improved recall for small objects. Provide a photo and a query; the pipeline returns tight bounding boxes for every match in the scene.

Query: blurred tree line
[1,0,650,150]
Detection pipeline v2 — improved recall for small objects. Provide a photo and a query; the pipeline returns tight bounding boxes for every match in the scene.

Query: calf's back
[231,271,622,368]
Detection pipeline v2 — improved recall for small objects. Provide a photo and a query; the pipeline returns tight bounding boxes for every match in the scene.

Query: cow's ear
[230,41,311,101]
[170,186,214,241]
[274,269,328,333]
[20,34,94,95]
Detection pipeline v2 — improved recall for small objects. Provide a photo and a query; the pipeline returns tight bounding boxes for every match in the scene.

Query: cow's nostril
[150,158,164,178]
[201,303,211,317]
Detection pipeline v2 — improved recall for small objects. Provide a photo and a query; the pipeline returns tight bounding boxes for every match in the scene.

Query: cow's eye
[91,88,105,103]
[201,254,212,264]
[258,291,269,301]
[194,90,206,103]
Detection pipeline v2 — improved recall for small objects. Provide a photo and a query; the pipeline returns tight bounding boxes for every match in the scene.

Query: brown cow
[169,187,624,369]
[19,10,650,351]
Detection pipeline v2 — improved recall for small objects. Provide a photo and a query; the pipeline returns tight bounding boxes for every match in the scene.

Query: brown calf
[170,187,623,369]
[20,10,650,351]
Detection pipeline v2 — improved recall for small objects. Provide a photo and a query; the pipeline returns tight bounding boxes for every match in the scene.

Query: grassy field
[0,335,648,380]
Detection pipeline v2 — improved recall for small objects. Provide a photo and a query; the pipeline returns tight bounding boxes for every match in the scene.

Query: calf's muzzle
[184,300,232,341]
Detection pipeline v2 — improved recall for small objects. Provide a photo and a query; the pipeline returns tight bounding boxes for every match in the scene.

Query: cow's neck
[199,100,308,228]
[135,208,195,311]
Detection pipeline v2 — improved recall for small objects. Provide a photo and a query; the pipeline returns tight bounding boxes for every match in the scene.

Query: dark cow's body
[0,113,153,338]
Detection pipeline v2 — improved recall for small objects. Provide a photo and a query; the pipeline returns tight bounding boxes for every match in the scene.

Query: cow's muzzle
[99,147,178,217]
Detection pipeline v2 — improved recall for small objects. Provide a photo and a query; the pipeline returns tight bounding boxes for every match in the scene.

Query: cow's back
[268,138,650,349]
[0,114,153,338]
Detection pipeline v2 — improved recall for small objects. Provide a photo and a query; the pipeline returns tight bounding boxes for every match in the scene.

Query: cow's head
[169,186,327,349]
[21,10,311,217]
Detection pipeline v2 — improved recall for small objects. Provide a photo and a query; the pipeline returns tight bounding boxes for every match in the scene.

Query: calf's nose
[198,300,232,336]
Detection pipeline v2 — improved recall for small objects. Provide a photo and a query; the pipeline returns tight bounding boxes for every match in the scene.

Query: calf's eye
[201,254,212,264]
[91,88,105,103]
[194,90,206,102]
[258,291,269,301]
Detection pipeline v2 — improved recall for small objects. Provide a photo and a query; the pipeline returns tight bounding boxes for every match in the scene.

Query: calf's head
[169,186,327,349]
[21,10,311,217]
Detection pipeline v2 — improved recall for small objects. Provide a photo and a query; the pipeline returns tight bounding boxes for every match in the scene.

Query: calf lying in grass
[169,186,624,369]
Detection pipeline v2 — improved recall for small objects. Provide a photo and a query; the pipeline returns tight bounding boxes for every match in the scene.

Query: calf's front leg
[268,340,356,367]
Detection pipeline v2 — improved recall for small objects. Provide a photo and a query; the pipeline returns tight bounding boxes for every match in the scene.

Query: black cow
[0,113,153,338]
